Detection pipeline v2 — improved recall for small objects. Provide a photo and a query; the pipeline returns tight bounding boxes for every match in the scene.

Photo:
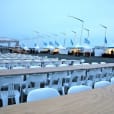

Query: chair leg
[62,86,65,95]
[15,95,20,104]
[2,96,8,107]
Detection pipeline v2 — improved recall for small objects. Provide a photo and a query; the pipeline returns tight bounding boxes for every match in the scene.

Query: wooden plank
[0,63,114,76]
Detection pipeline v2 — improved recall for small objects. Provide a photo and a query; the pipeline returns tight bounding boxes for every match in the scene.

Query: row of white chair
[68,80,112,94]
[0,61,108,70]
[0,60,71,69]
[0,53,42,59]
[27,80,112,102]
[23,67,114,98]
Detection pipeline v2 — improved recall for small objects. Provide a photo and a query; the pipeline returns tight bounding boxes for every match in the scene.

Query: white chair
[23,73,47,95]
[86,69,102,87]
[0,76,22,106]
[68,70,86,87]
[48,71,67,95]
[27,88,60,102]
[101,67,112,81]
[68,85,92,94]
[0,77,8,107]
[64,70,87,94]
[94,81,110,89]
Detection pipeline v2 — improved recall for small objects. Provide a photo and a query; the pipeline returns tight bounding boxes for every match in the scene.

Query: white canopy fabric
[46,45,55,49]
[74,44,82,48]
[58,45,66,49]
[107,43,114,48]
[58,45,68,54]
[74,44,92,52]
[94,46,106,56]
[23,46,29,50]
[83,44,93,53]
[34,45,40,50]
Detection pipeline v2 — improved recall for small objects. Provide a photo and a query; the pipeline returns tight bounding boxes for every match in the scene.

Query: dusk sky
[0,0,114,47]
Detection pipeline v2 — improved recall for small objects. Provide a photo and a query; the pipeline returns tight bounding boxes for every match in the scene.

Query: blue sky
[0,0,114,47]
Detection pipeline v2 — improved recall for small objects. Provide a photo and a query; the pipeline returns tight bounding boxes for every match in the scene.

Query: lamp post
[72,31,77,45]
[84,28,90,39]
[61,32,66,47]
[34,30,40,46]
[100,24,107,46]
[68,16,84,45]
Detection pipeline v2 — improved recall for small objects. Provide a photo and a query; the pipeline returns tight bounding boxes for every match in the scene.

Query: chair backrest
[48,71,66,88]
[102,67,112,74]
[73,63,80,66]
[0,76,23,98]
[59,63,68,67]
[27,88,60,102]
[26,73,47,88]
[87,69,102,83]
[82,63,90,65]
[100,62,106,64]
[102,68,112,80]
[94,81,110,88]
[63,60,72,65]
[68,85,92,94]
[0,77,8,90]
[29,65,41,68]
[80,59,85,63]
[0,67,7,70]
[12,66,25,69]
[102,68,113,77]
[4,76,23,95]
[0,77,9,106]
[43,61,53,67]
[52,60,62,67]
[45,64,56,68]
[70,70,86,85]
[91,62,98,64]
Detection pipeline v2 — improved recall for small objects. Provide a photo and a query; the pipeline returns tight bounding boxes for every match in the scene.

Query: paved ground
[37,53,114,63]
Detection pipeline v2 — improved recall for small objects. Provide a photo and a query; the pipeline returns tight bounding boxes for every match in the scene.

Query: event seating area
[0,53,114,107]
[0,53,81,69]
